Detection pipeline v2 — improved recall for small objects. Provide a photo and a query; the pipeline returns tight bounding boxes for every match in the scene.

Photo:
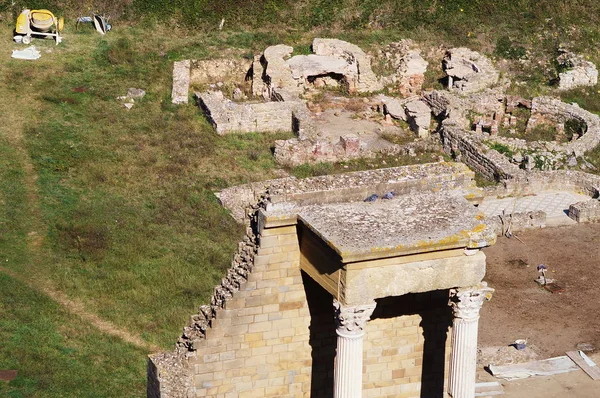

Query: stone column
[448,282,494,398]
[333,299,376,398]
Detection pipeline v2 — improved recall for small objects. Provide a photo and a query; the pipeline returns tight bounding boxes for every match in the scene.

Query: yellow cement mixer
[15,9,64,45]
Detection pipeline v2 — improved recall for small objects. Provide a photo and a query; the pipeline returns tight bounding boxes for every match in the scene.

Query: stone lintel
[341,251,486,306]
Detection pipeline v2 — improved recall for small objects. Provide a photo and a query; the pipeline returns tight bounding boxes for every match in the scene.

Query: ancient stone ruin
[442,48,499,93]
[154,36,600,398]
[148,154,600,397]
[557,50,599,91]
[148,163,499,397]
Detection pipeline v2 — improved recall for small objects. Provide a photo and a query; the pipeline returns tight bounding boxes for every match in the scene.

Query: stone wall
[568,199,600,222]
[197,91,296,135]
[483,170,600,199]
[149,220,453,397]
[441,122,520,181]
[529,96,600,157]
[363,292,452,398]
[484,210,546,236]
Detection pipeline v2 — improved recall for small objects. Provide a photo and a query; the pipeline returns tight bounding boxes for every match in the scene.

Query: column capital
[333,299,376,337]
[449,282,494,321]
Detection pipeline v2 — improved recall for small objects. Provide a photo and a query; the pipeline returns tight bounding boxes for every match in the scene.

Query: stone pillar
[448,282,494,398]
[333,299,376,398]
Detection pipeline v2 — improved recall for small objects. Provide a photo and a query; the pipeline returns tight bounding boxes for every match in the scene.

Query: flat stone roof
[297,192,495,263]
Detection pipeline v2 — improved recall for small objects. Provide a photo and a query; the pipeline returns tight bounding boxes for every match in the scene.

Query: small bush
[565,118,587,141]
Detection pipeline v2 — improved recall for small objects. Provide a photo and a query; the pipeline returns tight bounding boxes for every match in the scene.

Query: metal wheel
[22,36,31,44]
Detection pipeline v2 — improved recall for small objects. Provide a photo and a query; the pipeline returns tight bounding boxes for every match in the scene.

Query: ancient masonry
[148,162,504,397]
[154,37,600,397]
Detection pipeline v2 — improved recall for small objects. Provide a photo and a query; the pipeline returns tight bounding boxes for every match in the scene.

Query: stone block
[569,199,600,222]
[172,60,190,104]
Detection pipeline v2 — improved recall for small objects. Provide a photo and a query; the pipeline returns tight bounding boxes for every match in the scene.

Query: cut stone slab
[568,199,600,222]
[377,95,413,121]
[405,99,432,138]
[488,356,578,381]
[287,54,350,80]
[172,60,190,104]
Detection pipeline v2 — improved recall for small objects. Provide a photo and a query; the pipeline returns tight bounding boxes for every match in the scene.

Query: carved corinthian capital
[333,299,376,336]
[449,282,495,322]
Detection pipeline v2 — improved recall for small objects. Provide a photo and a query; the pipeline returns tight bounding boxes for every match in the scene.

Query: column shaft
[448,282,494,398]
[448,317,479,398]
[332,300,376,398]
[334,332,364,398]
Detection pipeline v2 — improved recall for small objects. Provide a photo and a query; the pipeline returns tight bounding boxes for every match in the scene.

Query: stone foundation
[197,91,297,135]
[485,210,547,236]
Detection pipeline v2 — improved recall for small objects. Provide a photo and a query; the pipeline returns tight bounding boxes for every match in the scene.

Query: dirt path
[0,41,159,354]
[0,265,160,352]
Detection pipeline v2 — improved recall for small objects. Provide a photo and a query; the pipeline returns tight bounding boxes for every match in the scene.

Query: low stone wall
[197,91,296,135]
[529,96,600,157]
[568,199,600,222]
[485,210,546,236]
[216,162,481,223]
[482,170,600,199]
[441,122,520,181]
[172,60,191,105]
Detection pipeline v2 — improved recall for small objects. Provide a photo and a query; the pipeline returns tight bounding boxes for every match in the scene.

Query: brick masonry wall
[177,224,452,398]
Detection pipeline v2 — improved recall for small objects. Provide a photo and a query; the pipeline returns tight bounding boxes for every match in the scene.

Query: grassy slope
[0,273,146,397]
[0,23,297,396]
[2,1,600,396]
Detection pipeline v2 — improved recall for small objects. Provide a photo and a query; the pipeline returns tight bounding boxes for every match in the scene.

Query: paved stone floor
[479,191,591,225]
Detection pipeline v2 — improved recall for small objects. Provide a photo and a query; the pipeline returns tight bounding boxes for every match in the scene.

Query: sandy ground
[477,223,600,396]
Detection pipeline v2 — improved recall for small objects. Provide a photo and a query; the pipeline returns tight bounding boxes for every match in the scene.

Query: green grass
[489,142,514,158]
[0,23,294,395]
[0,273,146,397]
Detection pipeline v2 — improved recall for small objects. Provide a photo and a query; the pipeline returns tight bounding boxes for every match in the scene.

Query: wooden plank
[566,351,600,380]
